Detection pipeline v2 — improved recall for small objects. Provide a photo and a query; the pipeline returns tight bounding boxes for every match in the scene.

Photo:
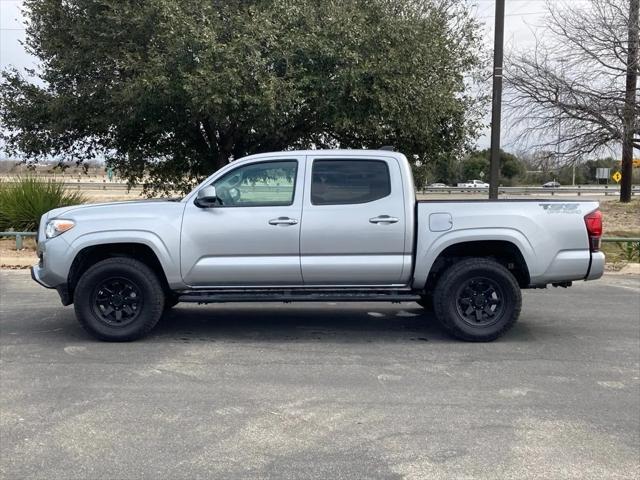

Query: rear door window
[310,160,391,205]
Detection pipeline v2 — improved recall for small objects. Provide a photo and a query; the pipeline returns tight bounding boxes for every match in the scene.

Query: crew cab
[31,150,605,342]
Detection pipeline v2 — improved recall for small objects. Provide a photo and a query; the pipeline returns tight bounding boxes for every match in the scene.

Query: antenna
[379,146,395,151]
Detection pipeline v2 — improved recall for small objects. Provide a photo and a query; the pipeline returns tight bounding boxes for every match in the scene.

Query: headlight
[45,219,75,239]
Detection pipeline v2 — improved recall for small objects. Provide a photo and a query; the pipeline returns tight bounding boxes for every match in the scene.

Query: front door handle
[369,215,399,224]
[269,217,298,226]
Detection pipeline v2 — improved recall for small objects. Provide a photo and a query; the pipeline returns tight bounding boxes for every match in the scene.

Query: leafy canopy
[463,149,524,182]
[1,0,486,194]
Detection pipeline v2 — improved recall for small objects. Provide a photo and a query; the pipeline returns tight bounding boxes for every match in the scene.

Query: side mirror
[195,185,218,208]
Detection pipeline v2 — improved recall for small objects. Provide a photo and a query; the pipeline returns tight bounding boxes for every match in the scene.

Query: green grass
[601,231,640,264]
[0,177,87,231]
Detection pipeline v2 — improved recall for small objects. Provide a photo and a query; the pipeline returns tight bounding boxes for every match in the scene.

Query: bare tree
[505,0,639,200]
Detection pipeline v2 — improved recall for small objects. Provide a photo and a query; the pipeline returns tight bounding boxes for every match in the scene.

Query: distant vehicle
[457,180,490,188]
[428,183,447,188]
[543,181,561,188]
[32,149,604,342]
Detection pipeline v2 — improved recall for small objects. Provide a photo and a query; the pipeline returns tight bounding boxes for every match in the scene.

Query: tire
[74,257,165,341]
[433,257,521,342]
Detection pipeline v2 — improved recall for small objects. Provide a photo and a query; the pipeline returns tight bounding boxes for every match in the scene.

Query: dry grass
[0,237,36,254]
[599,198,640,235]
[0,238,37,269]
[82,192,144,202]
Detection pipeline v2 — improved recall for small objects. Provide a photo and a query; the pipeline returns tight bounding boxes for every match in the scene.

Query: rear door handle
[269,217,298,226]
[369,215,399,224]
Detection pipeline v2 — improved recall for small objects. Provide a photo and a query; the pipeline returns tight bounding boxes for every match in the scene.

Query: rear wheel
[433,257,521,341]
[74,257,165,341]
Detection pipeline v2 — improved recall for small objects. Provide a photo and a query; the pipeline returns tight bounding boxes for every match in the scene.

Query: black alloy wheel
[92,276,143,327]
[454,277,505,327]
[74,257,165,341]
[432,257,521,342]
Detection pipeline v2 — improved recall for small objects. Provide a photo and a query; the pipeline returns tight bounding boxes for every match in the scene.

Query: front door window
[212,161,297,207]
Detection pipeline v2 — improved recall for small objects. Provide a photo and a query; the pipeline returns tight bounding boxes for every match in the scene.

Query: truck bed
[412,198,604,288]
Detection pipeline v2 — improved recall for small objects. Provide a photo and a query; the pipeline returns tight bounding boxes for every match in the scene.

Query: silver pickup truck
[32,150,605,342]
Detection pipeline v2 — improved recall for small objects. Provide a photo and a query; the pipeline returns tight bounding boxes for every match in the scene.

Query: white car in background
[457,179,490,188]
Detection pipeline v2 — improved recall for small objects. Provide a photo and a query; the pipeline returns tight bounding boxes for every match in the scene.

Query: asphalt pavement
[1,270,639,480]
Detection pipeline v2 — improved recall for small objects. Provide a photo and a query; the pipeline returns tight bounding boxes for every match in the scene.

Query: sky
[465,0,553,148]
[0,0,585,152]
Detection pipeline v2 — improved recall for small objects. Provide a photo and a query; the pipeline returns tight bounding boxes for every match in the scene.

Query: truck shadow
[149,303,533,344]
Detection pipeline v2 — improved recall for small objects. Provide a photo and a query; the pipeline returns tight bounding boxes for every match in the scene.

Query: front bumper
[31,263,52,288]
[30,234,71,286]
[31,264,73,305]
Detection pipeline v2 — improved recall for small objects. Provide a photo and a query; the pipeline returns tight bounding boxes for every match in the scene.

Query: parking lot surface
[1,270,639,479]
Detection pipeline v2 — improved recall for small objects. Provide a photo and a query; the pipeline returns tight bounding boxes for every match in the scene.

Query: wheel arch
[419,239,531,293]
[67,242,172,305]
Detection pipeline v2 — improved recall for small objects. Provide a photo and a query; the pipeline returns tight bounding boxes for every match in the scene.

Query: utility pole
[621,0,639,203]
[489,0,505,200]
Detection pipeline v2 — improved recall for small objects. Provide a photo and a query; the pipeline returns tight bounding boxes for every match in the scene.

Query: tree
[462,154,489,181]
[582,157,619,183]
[499,152,525,180]
[505,0,639,201]
[462,149,524,183]
[0,0,486,195]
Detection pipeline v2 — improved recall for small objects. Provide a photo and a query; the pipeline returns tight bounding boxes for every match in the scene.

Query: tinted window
[212,160,297,207]
[311,160,391,205]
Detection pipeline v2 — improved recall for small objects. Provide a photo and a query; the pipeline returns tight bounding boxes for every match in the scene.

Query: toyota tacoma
[31,150,605,341]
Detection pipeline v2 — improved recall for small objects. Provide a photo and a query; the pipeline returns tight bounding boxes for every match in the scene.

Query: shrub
[0,177,87,231]
[617,240,640,263]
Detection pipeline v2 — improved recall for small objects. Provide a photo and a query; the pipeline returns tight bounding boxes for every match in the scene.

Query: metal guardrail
[59,182,139,191]
[601,237,640,243]
[0,179,140,191]
[420,186,639,196]
[0,232,37,250]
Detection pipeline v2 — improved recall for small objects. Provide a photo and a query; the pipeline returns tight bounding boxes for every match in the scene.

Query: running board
[178,289,421,304]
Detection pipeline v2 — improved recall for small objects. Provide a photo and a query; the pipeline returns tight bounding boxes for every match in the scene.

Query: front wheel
[74,257,165,341]
[433,258,521,342]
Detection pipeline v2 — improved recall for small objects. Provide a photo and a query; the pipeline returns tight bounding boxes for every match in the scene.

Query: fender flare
[67,230,182,287]
[412,228,536,289]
